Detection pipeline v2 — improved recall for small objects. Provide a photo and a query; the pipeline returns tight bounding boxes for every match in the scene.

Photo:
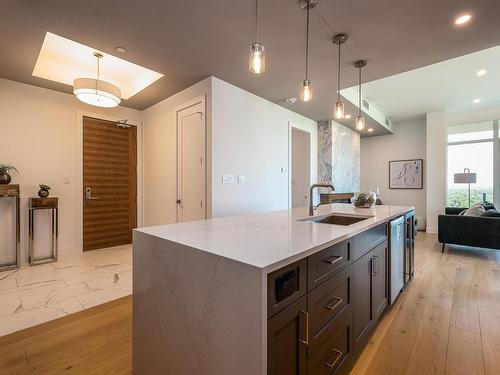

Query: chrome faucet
[309,184,335,216]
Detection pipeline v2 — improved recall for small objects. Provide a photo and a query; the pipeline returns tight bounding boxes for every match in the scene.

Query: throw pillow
[463,204,486,217]
[481,209,500,218]
[458,209,467,215]
[482,201,496,211]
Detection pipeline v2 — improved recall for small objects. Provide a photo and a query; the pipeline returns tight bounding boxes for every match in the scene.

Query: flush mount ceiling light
[368,128,374,132]
[455,14,472,25]
[73,52,121,108]
[476,69,487,76]
[116,47,127,53]
[473,98,481,103]
[299,0,317,102]
[285,97,298,104]
[354,60,367,131]
[333,34,348,119]
[249,0,265,74]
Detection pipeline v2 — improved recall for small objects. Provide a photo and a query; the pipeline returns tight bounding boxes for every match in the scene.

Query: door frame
[76,111,143,253]
[290,127,311,208]
[288,122,317,209]
[175,95,207,223]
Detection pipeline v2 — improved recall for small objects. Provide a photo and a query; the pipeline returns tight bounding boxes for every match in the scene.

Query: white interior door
[291,128,311,208]
[177,102,206,222]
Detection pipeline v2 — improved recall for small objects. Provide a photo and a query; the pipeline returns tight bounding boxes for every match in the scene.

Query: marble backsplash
[318,120,360,193]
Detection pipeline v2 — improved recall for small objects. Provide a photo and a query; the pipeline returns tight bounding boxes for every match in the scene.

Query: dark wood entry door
[83,117,137,251]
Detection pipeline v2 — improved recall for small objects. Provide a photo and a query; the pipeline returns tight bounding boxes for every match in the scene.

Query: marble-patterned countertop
[135,203,413,272]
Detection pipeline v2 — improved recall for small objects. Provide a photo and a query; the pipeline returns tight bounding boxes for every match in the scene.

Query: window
[447,121,498,207]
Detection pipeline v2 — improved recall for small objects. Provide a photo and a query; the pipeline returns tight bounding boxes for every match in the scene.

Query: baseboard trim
[426,227,437,234]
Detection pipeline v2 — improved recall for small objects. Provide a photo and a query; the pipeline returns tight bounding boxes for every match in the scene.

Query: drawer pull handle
[323,255,343,265]
[324,348,343,370]
[325,297,343,311]
[299,311,309,346]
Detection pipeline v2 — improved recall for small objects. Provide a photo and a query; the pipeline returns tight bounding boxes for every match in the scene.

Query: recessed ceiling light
[368,128,374,132]
[116,47,127,53]
[454,14,472,25]
[345,114,351,119]
[473,98,481,103]
[476,69,487,76]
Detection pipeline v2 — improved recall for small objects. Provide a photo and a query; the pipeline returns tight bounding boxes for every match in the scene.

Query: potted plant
[0,164,19,185]
[38,184,51,198]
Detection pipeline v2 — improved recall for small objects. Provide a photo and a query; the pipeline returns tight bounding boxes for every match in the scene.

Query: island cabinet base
[267,223,392,375]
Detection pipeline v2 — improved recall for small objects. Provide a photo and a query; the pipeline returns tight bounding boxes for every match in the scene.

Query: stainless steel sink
[302,214,372,226]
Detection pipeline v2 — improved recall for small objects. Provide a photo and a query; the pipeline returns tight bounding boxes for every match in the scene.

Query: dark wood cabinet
[267,296,308,375]
[372,241,388,322]
[353,250,374,355]
[268,223,393,373]
[353,241,388,355]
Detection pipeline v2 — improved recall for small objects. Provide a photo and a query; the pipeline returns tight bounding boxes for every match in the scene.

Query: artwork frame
[389,159,423,189]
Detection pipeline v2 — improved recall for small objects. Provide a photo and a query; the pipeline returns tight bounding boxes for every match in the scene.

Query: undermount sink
[303,214,372,226]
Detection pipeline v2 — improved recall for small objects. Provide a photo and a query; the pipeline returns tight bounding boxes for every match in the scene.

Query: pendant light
[73,52,121,108]
[299,0,315,102]
[333,34,347,119]
[354,60,367,131]
[249,0,265,74]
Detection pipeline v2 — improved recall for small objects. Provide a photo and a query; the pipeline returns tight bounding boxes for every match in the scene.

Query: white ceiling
[346,45,500,121]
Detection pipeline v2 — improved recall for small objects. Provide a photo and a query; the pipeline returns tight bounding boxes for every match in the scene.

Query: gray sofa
[438,206,500,252]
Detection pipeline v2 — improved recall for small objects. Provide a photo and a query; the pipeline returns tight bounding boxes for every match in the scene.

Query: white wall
[426,112,447,233]
[142,77,212,226]
[360,117,427,221]
[0,78,142,263]
[211,77,318,217]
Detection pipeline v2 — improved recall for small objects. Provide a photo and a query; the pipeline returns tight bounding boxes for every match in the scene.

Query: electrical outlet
[222,174,235,184]
[237,175,245,184]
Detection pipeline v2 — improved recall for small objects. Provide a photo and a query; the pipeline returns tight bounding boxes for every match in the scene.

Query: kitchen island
[133,203,414,375]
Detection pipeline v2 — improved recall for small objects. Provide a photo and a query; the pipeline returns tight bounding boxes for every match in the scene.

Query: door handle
[325,297,343,311]
[85,187,98,201]
[299,311,309,346]
[323,255,343,265]
[324,348,343,370]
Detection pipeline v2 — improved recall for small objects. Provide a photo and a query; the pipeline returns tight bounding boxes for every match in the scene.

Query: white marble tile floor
[0,244,132,337]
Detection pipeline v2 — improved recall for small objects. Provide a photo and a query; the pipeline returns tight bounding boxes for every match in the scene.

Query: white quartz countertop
[135,204,413,272]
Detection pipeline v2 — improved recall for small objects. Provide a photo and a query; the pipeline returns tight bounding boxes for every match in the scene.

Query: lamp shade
[73,78,121,108]
[454,172,477,184]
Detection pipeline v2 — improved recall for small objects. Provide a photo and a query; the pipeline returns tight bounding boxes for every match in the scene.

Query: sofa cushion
[482,209,500,217]
[463,204,486,216]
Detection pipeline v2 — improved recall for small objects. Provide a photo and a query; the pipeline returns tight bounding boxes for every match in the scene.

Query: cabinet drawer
[308,239,352,291]
[267,258,307,317]
[353,223,386,260]
[307,307,354,375]
[308,265,353,354]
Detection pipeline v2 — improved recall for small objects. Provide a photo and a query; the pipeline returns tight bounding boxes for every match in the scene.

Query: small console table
[28,197,58,266]
[0,184,20,271]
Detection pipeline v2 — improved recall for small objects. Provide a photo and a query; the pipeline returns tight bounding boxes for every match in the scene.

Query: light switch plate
[222,174,235,184]
[237,175,245,184]
[63,176,71,184]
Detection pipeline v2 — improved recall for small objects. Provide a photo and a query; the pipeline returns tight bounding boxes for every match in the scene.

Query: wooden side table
[28,197,58,266]
[0,184,20,271]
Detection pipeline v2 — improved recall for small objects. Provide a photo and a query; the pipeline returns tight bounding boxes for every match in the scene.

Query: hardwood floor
[0,232,499,374]
[0,296,132,375]
[352,232,500,375]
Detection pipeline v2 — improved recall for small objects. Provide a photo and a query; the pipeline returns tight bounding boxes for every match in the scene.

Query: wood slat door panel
[83,117,137,251]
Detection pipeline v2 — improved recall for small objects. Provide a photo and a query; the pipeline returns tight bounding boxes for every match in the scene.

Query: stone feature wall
[318,120,360,193]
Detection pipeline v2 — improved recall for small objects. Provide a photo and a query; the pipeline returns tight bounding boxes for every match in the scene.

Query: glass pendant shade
[73,78,121,108]
[334,101,345,119]
[356,115,366,131]
[249,43,266,74]
[300,80,313,102]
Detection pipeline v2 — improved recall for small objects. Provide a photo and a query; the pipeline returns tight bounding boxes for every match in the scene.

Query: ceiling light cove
[476,69,487,76]
[454,14,472,26]
[33,32,163,101]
